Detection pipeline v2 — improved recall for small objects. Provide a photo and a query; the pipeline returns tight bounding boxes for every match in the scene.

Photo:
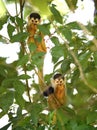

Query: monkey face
[29,13,41,25]
[54,78,64,86]
[30,17,40,25]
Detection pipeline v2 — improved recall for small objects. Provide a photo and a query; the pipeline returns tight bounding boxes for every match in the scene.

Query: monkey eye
[35,18,39,24]
[31,18,35,23]
[59,79,64,84]
[55,79,59,85]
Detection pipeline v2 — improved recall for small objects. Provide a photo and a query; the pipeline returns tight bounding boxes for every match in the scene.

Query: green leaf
[76,124,95,130]
[10,16,15,23]
[50,4,63,24]
[15,92,25,108]
[29,43,37,52]
[61,27,72,41]
[51,36,60,46]
[16,16,24,31]
[13,80,25,108]
[56,108,70,124]
[1,78,17,88]
[79,51,91,71]
[71,68,80,84]
[0,15,8,30]
[17,55,29,66]
[30,0,52,16]
[61,59,71,73]
[18,74,31,80]
[31,103,42,125]
[86,70,97,88]
[0,91,14,112]
[54,59,63,71]
[7,23,15,38]
[13,80,25,95]
[66,22,81,30]
[0,65,7,77]
[31,52,45,68]
[65,0,77,11]
[51,45,64,63]
[11,32,28,43]
[87,111,97,124]
[26,63,35,71]
[34,34,42,43]
[38,24,50,35]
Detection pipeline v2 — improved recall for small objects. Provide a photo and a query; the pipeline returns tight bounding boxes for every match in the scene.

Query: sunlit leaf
[7,23,15,38]
[49,4,63,24]
[0,0,7,18]
[38,23,50,35]
[0,15,8,30]
[29,0,52,16]
[65,0,78,11]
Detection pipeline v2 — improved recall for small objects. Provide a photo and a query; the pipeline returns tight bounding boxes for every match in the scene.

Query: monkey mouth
[34,23,37,25]
[57,83,63,86]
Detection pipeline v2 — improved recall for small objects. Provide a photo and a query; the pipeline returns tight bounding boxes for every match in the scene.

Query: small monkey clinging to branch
[27,12,47,87]
[43,73,66,110]
[27,12,47,52]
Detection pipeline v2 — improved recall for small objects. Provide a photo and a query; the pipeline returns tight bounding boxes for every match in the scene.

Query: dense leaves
[0,0,97,130]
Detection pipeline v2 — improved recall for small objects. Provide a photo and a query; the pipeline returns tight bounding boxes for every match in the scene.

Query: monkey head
[51,73,65,88]
[28,12,41,25]
[43,73,65,97]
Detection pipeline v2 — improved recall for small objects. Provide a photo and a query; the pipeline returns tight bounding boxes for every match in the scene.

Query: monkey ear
[27,16,31,25]
[28,15,30,21]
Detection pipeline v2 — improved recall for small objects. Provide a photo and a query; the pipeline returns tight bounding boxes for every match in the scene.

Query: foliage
[0,0,97,130]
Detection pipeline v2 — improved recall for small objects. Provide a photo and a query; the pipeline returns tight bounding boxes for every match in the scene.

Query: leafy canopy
[0,0,97,130]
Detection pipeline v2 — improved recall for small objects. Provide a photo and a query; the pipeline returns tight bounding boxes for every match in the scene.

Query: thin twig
[77,22,97,48]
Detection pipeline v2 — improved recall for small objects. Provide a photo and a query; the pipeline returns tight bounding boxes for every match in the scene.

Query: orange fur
[27,13,46,53]
[47,75,66,110]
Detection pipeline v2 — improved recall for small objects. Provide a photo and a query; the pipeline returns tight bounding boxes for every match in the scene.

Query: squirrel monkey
[43,73,66,110]
[27,12,47,52]
[27,12,47,88]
